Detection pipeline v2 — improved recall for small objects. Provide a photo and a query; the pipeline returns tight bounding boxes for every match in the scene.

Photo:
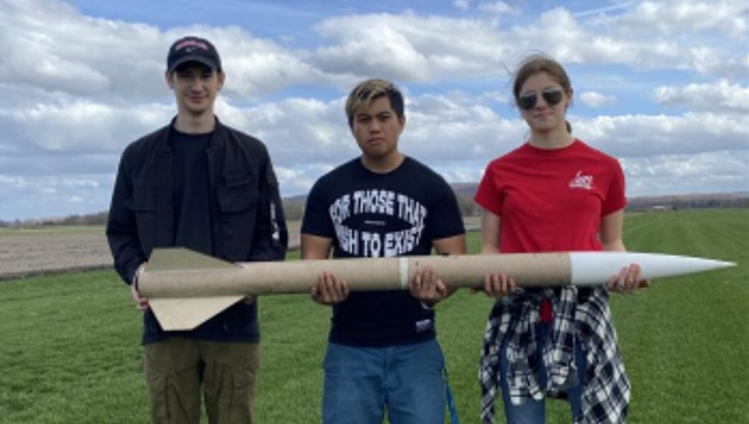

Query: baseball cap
[166,36,222,73]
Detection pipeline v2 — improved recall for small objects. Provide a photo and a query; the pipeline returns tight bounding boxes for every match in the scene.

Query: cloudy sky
[1,0,747,220]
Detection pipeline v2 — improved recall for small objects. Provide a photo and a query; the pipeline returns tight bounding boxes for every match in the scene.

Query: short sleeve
[474,162,503,216]
[425,175,465,240]
[301,178,335,238]
[602,160,627,216]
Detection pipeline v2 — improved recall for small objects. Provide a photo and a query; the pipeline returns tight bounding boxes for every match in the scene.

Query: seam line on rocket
[399,258,408,289]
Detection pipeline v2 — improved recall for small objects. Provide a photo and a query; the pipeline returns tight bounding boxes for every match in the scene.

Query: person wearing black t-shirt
[106,36,287,424]
[301,79,466,424]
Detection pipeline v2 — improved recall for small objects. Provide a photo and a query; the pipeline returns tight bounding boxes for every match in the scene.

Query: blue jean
[499,322,586,424]
[322,339,446,424]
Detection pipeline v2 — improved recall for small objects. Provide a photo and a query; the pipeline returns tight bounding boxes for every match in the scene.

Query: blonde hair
[345,78,405,127]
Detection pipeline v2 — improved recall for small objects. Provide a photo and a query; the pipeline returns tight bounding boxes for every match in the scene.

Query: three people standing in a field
[106,36,287,424]
[106,35,645,424]
[300,78,466,424]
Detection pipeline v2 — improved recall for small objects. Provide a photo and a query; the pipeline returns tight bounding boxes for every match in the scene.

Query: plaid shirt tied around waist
[479,286,630,424]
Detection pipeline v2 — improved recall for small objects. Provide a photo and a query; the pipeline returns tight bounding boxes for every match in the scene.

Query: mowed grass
[0,209,747,424]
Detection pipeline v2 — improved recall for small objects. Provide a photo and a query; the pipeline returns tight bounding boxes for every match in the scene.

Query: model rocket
[138,248,736,331]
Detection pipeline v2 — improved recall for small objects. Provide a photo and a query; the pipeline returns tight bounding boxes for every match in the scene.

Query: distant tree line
[1,192,746,228]
[0,211,109,228]
[626,195,749,211]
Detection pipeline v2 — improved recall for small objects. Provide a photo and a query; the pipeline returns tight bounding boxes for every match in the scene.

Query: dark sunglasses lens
[518,94,537,110]
[542,90,563,106]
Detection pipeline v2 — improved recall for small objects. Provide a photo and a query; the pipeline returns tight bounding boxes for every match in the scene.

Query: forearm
[480,208,501,254]
[600,209,626,252]
[602,239,626,252]
[481,244,501,254]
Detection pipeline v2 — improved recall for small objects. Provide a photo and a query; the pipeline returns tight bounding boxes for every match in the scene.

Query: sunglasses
[517,89,564,110]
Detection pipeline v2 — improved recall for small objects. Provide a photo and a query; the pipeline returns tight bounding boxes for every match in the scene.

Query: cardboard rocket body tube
[138,248,735,331]
[140,252,571,298]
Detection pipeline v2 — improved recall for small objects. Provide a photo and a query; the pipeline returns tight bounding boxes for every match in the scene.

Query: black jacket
[106,118,287,344]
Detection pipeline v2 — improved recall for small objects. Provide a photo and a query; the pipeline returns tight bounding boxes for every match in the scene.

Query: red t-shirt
[475,139,626,254]
[475,140,626,321]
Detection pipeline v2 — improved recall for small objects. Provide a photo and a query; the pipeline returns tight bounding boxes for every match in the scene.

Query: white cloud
[0,0,339,103]
[454,0,471,11]
[205,26,336,98]
[0,173,115,221]
[310,13,507,81]
[478,2,516,15]
[0,100,171,176]
[653,80,749,114]
[623,151,748,196]
[0,0,166,101]
[577,112,748,158]
[585,0,748,77]
[0,0,747,220]
[579,91,616,108]
[621,0,747,40]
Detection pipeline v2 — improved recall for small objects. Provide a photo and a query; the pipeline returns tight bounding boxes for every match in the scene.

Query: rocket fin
[145,248,243,330]
[147,247,240,271]
[149,295,244,331]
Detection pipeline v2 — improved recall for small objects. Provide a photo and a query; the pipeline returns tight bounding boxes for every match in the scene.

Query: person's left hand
[408,266,449,307]
[606,263,650,294]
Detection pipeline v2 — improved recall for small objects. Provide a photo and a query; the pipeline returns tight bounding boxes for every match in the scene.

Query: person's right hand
[482,273,516,298]
[131,283,149,310]
[131,263,149,310]
[310,271,350,305]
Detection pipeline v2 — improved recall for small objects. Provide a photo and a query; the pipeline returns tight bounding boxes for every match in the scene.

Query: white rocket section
[569,252,736,286]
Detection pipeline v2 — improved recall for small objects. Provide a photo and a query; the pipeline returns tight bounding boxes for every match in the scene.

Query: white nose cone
[569,252,736,286]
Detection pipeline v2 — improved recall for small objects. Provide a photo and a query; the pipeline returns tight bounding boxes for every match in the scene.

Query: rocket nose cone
[624,253,737,280]
[569,252,736,286]
[713,260,737,269]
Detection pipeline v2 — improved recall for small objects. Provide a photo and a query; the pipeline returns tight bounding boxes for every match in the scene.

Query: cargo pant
[143,337,260,424]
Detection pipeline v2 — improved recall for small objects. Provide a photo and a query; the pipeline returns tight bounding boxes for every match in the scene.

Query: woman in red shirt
[475,54,647,424]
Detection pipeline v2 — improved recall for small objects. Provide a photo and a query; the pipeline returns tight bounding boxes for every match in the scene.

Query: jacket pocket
[124,190,157,246]
[216,173,260,257]
[218,173,259,213]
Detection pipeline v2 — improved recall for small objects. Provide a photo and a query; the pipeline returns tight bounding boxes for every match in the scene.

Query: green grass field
[0,209,747,424]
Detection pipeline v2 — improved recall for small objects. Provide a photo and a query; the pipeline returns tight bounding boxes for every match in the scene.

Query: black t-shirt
[302,157,465,347]
[171,128,213,254]
[169,128,226,340]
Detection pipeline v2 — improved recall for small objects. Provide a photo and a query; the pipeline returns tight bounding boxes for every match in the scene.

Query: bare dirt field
[0,223,304,281]
[0,231,112,280]
[0,219,477,281]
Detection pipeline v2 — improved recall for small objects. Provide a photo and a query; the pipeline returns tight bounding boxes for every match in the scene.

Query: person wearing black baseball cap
[167,35,222,74]
[107,35,288,424]
[164,36,225,121]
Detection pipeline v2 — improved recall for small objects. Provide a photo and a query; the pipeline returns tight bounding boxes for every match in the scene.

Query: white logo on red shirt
[569,170,593,190]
